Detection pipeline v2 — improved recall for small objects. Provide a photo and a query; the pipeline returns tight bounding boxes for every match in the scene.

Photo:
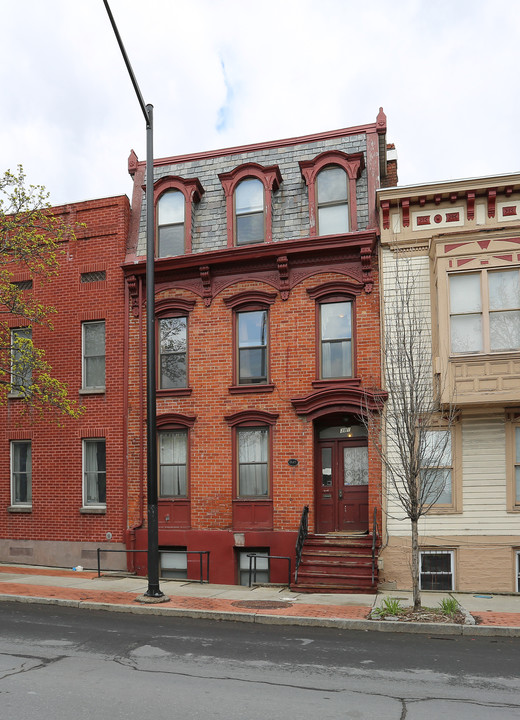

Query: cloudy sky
[2,0,518,207]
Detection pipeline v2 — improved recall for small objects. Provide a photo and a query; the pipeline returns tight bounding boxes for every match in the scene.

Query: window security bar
[247,553,292,588]
[96,548,210,583]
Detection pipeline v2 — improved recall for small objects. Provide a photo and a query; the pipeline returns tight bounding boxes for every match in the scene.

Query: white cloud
[1,0,518,206]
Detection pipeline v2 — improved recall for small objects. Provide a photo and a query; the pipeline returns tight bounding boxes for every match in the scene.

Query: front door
[315,422,369,534]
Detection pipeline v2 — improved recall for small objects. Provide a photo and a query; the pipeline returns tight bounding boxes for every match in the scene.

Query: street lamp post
[103,0,163,598]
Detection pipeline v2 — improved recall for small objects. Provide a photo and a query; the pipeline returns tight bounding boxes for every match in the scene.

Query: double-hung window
[320,301,353,378]
[157,190,185,258]
[83,438,106,507]
[237,310,267,384]
[449,269,520,354]
[316,166,349,235]
[237,427,269,498]
[158,429,188,498]
[420,429,453,506]
[11,327,32,394]
[159,316,187,389]
[82,321,105,390]
[11,440,32,506]
[235,178,264,245]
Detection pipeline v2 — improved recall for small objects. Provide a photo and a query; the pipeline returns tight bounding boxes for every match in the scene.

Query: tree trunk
[411,517,421,610]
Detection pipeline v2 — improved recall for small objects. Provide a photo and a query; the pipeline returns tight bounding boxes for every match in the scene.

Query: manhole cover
[231,600,293,610]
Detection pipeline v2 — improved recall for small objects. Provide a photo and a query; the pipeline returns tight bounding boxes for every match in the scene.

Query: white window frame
[10,327,32,395]
[10,440,32,506]
[82,438,106,508]
[420,550,454,591]
[449,268,520,355]
[82,320,106,391]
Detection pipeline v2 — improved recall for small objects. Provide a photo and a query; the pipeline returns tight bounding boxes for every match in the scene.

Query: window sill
[449,351,520,361]
[80,506,106,514]
[7,392,30,400]
[79,387,106,395]
[229,384,275,395]
[424,507,461,515]
[8,505,32,513]
[312,378,360,389]
[156,387,193,398]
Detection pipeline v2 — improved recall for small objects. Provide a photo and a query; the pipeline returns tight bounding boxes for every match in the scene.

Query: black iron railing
[294,504,309,583]
[371,507,379,585]
[96,548,210,583]
[247,553,292,588]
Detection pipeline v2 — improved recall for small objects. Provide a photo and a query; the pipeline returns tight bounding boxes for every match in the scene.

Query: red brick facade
[124,121,388,585]
[0,196,130,569]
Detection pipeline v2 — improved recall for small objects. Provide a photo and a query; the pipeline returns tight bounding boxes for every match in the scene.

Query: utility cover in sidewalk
[231,600,293,610]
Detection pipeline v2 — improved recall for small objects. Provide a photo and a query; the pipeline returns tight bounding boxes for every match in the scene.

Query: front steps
[292,534,379,594]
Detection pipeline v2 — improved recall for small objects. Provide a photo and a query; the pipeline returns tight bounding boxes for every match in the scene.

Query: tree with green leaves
[0,166,82,419]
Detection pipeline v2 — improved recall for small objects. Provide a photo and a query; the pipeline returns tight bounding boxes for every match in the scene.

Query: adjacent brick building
[124,112,391,588]
[0,195,130,570]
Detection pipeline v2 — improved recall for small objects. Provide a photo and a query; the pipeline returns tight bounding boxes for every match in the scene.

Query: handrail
[371,507,378,585]
[294,504,309,583]
[247,553,292,588]
[96,548,210,583]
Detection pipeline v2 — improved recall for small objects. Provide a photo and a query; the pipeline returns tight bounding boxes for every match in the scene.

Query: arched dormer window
[157,190,184,257]
[300,151,364,236]
[316,165,349,234]
[154,176,204,258]
[219,163,282,248]
[235,178,264,245]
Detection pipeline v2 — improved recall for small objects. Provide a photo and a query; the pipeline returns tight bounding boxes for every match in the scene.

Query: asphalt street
[1,602,519,719]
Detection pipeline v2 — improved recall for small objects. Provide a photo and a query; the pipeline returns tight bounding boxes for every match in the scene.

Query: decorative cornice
[157,412,197,428]
[224,290,277,309]
[155,297,196,314]
[307,279,364,300]
[224,409,279,426]
[127,274,139,317]
[291,386,387,419]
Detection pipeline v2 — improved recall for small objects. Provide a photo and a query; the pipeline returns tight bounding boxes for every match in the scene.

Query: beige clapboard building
[378,173,520,593]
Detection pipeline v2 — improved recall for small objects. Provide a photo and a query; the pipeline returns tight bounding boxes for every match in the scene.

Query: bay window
[449,269,520,354]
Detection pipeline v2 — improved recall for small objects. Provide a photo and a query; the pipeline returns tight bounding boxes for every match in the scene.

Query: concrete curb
[2,593,520,636]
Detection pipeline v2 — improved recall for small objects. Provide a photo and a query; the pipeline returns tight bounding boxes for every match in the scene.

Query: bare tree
[365,248,457,609]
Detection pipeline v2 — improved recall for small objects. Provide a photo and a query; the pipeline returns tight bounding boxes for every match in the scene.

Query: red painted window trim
[155,297,196,396]
[224,411,278,501]
[156,415,195,501]
[310,288,359,381]
[154,175,204,256]
[219,163,282,247]
[299,151,365,235]
[224,292,276,390]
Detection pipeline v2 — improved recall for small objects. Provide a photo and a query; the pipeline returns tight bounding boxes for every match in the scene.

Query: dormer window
[219,163,282,248]
[154,175,204,258]
[157,190,184,258]
[235,178,264,246]
[300,150,364,236]
[317,166,349,235]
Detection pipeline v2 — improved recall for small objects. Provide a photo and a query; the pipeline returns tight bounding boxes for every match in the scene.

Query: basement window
[420,550,454,591]
[238,548,269,586]
[81,270,106,283]
[160,548,187,579]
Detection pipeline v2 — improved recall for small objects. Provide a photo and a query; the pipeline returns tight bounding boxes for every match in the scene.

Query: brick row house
[123,111,392,589]
[378,174,520,593]
[0,196,130,570]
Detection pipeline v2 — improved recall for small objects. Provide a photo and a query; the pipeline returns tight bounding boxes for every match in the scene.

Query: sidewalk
[1,564,520,636]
